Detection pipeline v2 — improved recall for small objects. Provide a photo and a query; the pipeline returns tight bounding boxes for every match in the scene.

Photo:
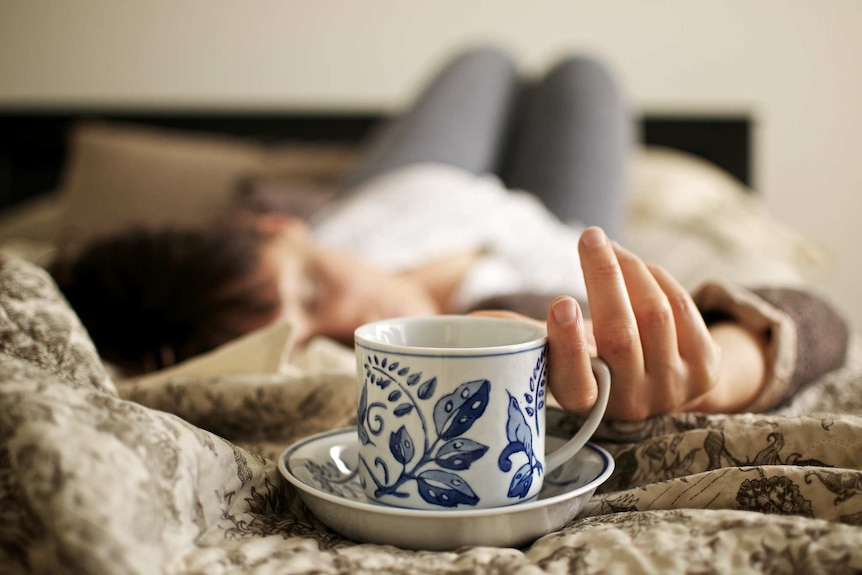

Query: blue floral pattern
[300,459,364,500]
[357,347,547,508]
[499,346,548,499]
[358,353,490,507]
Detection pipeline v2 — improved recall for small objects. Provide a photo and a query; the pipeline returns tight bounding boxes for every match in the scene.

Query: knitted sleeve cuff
[693,281,848,412]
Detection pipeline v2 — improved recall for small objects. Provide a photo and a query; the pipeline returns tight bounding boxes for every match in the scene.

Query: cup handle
[544,357,611,473]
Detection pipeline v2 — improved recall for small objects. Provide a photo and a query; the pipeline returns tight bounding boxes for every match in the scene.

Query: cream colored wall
[1,0,861,329]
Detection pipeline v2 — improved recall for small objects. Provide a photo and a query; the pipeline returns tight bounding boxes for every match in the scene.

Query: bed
[1,112,861,575]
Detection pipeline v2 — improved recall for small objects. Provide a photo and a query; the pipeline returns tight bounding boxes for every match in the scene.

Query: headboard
[0,110,751,211]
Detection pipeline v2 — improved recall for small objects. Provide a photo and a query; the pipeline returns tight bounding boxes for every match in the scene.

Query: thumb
[546,296,598,415]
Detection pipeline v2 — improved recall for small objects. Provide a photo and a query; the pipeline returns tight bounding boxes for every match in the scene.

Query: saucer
[277,427,614,550]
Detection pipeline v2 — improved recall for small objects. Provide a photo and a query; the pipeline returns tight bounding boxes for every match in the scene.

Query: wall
[1,0,861,329]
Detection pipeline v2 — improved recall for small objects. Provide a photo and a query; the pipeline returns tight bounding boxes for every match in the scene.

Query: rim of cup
[354,315,548,356]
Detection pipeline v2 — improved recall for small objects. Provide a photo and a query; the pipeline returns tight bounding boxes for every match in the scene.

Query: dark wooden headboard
[0,110,751,211]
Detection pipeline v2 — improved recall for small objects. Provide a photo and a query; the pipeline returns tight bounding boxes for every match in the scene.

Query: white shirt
[311,163,587,311]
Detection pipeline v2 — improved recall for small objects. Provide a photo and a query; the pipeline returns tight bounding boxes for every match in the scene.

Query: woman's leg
[500,56,634,239]
[345,46,520,188]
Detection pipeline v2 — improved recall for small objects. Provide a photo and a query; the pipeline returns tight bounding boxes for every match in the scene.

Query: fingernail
[552,296,579,326]
[580,227,606,248]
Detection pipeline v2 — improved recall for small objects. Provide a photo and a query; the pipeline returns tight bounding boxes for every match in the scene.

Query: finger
[578,227,644,380]
[546,296,597,415]
[612,242,683,401]
[648,263,719,398]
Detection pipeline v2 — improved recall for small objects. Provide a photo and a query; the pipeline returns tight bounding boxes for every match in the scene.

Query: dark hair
[49,227,280,375]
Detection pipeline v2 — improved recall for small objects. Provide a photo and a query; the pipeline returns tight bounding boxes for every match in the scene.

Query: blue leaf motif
[417,377,437,400]
[433,379,490,439]
[416,469,480,507]
[389,426,415,465]
[393,403,414,417]
[507,462,534,499]
[435,438,489,471]
[388,390,402,402]
[357,424,371,446]
[406,372,422,386]
[376,377,392,390]
[357,386,371,445]
[358,384,368,421]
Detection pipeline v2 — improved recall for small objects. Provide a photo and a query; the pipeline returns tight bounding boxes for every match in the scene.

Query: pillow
[56,122,265,245]
[624,146,830,290]
[55,121,359,246]
[0,191,65,244]
[262,141,359,184]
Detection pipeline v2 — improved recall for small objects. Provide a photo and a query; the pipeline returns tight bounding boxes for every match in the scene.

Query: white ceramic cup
[354,315,611,510]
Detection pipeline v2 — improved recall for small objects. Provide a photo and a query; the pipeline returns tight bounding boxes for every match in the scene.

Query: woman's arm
[544,227,848,421]
[685,322,768,413]
[546,296,770,420]
[477,226,848,421]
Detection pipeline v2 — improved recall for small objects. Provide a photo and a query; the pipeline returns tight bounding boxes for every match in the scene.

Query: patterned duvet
[2,256,861,575]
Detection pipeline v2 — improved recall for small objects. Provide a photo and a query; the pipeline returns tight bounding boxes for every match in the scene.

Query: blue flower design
[497,346,547,499]
[358,346,547,507]
[358,353,489,507]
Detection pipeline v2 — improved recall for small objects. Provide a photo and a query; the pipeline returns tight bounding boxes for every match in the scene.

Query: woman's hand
[547,227,766,421]
[474,227,768,421]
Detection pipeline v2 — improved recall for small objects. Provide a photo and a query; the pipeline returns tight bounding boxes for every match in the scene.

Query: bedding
[2,128,860,574]
[3,256,862,575]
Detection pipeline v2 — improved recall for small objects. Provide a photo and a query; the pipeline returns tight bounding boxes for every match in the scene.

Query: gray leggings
[345,47,634,239]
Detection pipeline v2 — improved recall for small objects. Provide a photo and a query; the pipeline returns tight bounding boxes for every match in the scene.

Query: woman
[50,47,849,421]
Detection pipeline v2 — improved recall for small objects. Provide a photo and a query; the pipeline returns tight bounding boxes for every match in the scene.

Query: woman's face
[259,217,440,345]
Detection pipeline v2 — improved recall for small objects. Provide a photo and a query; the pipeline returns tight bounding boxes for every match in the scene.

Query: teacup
[354,315,610,510]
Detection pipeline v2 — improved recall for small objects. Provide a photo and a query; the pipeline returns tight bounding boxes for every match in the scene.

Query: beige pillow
[57,122,266,245]
[262,142,359,184]
[625,146,829,290]
[55,121,359,246]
